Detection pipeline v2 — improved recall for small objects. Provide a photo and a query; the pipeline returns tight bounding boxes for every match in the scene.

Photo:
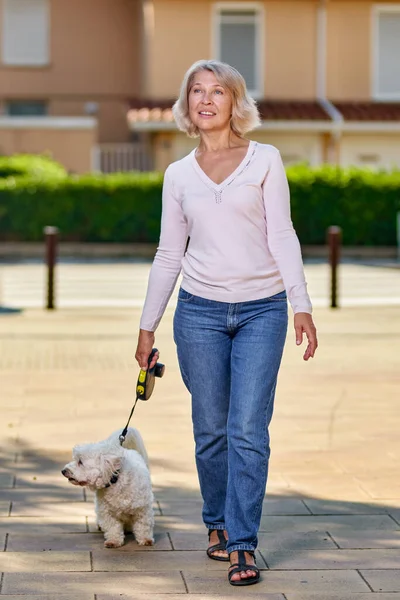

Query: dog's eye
[78,460,83,466]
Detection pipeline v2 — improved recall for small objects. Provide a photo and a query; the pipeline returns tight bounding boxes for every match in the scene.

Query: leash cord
[119,396,139,445]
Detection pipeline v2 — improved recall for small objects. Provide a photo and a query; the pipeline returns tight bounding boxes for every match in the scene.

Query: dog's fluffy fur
[62,428,154,548]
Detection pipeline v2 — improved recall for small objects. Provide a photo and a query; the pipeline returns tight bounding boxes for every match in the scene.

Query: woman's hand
[294,313,318,361]
[135,329,159,370]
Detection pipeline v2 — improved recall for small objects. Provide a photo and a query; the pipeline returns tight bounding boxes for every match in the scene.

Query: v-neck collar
[190,140,256,191]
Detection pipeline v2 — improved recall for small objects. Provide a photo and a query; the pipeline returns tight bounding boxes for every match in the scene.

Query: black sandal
[206,529,229,562]
[228,550,260,586]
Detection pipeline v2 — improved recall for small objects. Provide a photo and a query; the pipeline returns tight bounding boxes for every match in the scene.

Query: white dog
[62,428,154,548]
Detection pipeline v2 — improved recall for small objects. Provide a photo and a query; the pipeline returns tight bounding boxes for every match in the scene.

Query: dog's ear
[100,453,122,482]
[72,444,86,460]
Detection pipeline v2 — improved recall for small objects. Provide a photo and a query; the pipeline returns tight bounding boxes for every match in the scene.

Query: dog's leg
[103,517,125,548]
[94,495,103,532]
[132,505,154,546]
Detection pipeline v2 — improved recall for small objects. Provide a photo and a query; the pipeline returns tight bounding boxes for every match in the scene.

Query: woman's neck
[197,130,244,153]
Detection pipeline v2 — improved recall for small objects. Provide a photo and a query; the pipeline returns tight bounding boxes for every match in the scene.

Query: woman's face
[188,69,232,134]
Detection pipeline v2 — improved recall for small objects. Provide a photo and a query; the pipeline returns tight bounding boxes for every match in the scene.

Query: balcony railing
[92,143,153,173]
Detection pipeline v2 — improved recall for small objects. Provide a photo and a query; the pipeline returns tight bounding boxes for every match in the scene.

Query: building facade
[1,0,400,172]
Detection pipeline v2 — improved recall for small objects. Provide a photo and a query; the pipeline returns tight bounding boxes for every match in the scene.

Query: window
[373,5,400,99]
[2,0,49,66]
[6,100,48,116]
[213,3,263,97]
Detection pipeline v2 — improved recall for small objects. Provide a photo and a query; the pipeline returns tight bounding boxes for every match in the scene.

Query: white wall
[252,131,323,165]
[340,134,400,169]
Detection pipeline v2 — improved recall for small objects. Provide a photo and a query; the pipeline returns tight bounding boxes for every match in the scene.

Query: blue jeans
[173,287,288,554]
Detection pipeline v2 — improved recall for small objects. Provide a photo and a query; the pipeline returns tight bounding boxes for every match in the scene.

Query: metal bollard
[327,226,342,309]
[43,226,59,310]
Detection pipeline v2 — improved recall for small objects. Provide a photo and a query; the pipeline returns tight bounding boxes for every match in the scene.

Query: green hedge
[287,164,400,245]
[0,155,399,245]
[0,170,164,242]
[0,154,67,180]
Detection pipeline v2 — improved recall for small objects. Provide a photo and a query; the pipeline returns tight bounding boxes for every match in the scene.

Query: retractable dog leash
[119,348,165,445]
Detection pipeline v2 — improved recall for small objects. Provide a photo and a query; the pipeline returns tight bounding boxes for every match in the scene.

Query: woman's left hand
[294,313,318,361]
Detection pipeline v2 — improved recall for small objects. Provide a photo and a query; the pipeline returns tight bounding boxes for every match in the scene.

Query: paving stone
[355,477,400,499]
[0,551,91,571]
[262,498,310,515]
[286,594,400,600]
[1,292,400,597]
[359,569,400,592]
[92,549,241,571]
[269,455,343,474]
[282,476,373,501]
[183,569,369,593]
[330,530,400,549]
[151,517,206,534]
[7,531,172,551]
[98,595,284,600]
[258,514,398,531]
[0,597,93,600]
[387,508,400,524]
[261,548,400,569]
[0,500,10,515]
[0,472,14,487]
[0,516,87,533]
[10,500,94,517]
[0,487,84,502]
[303,499,390,515]
[159,498,309,517]
[15,474,77,488]
[153,488,202,502]
[2,571,186,594]
[169,530,336,551]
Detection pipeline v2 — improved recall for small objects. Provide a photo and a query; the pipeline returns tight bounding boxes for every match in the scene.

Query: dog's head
[61,441,122,490]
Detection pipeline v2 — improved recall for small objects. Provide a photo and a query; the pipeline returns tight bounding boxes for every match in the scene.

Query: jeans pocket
[178,287,195,303]
[269,290,287,302]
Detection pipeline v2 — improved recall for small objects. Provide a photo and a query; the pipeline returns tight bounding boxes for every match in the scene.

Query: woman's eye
[193,88,201,93]
[215,89,223,95]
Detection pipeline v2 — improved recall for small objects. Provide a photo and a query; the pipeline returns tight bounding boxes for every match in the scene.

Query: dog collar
[103,470,120,489]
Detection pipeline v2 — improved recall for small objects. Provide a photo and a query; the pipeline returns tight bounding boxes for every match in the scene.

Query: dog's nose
[61,469,68,476]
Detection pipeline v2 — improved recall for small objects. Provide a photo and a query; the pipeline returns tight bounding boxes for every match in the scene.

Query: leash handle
[119,349,159,445]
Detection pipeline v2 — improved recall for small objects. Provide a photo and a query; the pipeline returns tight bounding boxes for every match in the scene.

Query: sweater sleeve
[263,149,312,314]
[139,166,188,331]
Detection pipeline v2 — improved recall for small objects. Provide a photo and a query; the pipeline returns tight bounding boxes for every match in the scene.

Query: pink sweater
[140,141,312,331]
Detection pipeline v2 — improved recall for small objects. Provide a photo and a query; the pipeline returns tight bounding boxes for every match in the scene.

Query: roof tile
[334,101,400,121]
[128,98,331,123]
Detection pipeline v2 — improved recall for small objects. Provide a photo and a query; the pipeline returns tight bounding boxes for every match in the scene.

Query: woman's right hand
[135,329,158,370]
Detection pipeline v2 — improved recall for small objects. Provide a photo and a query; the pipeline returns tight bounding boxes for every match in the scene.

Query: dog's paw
[104,539,123,548]
[137,538,154,546]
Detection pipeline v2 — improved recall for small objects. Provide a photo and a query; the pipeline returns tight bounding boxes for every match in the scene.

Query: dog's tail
[118,427,149,468]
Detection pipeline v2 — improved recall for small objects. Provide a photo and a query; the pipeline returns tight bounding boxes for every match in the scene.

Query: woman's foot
[229,550,258,582]
[207,529,229,560]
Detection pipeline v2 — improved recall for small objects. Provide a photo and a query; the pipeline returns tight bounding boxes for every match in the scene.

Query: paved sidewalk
[1,302,400,599]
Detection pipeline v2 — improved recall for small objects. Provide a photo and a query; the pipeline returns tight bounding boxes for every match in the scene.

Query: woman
[135,59,318,586]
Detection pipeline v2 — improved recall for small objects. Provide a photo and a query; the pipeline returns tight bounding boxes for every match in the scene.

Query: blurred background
[1,0,400,172]
[0,0,400,307]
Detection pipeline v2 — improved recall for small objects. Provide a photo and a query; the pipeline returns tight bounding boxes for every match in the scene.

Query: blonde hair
[172,59,261,138]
